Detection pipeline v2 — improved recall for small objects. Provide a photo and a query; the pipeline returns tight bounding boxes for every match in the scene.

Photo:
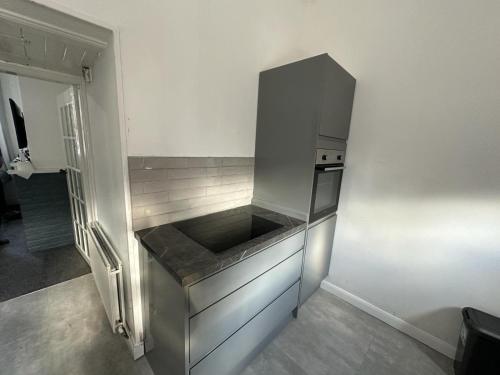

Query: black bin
[455,307,500,375]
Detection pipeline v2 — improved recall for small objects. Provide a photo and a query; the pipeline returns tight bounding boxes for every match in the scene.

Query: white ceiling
[0,4,109,76]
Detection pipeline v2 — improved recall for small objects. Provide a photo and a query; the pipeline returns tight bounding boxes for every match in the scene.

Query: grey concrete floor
[0,274,454,375]
[0,274,153,375]
[243,289,454,375]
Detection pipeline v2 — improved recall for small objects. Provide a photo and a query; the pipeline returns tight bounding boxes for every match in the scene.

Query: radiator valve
[116,322,129,338]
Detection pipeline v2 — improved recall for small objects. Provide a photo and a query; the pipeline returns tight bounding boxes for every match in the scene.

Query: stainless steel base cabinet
[189,231,305,316]
[191,282,300,375]
[300,214,336,304]
[189,250,303,365]
[141,229,305,375]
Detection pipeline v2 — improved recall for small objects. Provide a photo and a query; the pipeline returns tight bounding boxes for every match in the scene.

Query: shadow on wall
[331,193,500,349]
[407,307,462,364]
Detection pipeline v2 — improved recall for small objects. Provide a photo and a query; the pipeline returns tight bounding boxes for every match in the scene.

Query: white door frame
[0,60,82,85]
[27,0,143,357]
[0,61,97,223]
[0,1,144,358]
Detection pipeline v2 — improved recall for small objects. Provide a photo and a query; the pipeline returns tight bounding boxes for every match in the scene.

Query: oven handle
[320,166,346,172]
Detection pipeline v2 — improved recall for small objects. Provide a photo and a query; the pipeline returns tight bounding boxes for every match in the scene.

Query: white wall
[36,0,307,157]
[0,75,21,205]
[0,73,23,161]
[18,76,69,171]
[0,83,12,163]
[0,73,68,170]
[299,0,500,351]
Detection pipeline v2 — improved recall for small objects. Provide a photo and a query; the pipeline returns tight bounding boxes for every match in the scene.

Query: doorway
[0,72,91,302]
[0,0,145,361]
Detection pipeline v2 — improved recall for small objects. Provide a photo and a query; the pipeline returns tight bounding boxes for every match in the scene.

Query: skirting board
[320,279,456,359]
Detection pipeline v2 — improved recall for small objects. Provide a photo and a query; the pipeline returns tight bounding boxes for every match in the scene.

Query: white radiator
[88,222,126,335]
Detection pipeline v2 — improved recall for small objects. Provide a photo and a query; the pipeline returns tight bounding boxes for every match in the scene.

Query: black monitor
[9,98,28,149]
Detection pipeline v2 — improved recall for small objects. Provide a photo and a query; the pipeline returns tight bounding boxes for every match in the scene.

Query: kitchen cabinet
[189,250,303,365]
[319,57,356,140]
[190,283,300,375]
[254,53,355,218]
[188,230,305,315]
[300,214,337,304]
[256,53,355,144]
[141,229,305,375]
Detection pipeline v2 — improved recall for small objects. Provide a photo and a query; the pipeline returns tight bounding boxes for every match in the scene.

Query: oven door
[309,165,344,223]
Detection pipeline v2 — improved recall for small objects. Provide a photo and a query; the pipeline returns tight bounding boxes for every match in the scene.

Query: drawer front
[189,230,305,316]
[190,282,300,375]
[190,250,303,365]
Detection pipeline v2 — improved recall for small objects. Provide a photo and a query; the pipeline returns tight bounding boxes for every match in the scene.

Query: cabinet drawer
[190,250,303,365]
[188,230,305,316]
[190,282,300,375]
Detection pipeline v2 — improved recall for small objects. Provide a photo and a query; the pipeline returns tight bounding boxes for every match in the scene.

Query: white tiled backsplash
[128,157,254,230]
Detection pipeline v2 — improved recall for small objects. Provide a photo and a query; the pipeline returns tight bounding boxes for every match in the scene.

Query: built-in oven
[309,148,345,223]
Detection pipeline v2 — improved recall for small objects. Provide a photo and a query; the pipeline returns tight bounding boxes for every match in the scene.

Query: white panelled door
[57,87,89,260]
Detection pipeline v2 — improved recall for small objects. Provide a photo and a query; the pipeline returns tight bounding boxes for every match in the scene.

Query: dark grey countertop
[135,205,306,287]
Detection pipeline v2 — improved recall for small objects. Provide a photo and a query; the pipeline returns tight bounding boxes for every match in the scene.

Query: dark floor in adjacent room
[0,218,90,302]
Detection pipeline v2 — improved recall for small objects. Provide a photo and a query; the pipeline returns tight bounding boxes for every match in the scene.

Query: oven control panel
[316,149,345,165]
